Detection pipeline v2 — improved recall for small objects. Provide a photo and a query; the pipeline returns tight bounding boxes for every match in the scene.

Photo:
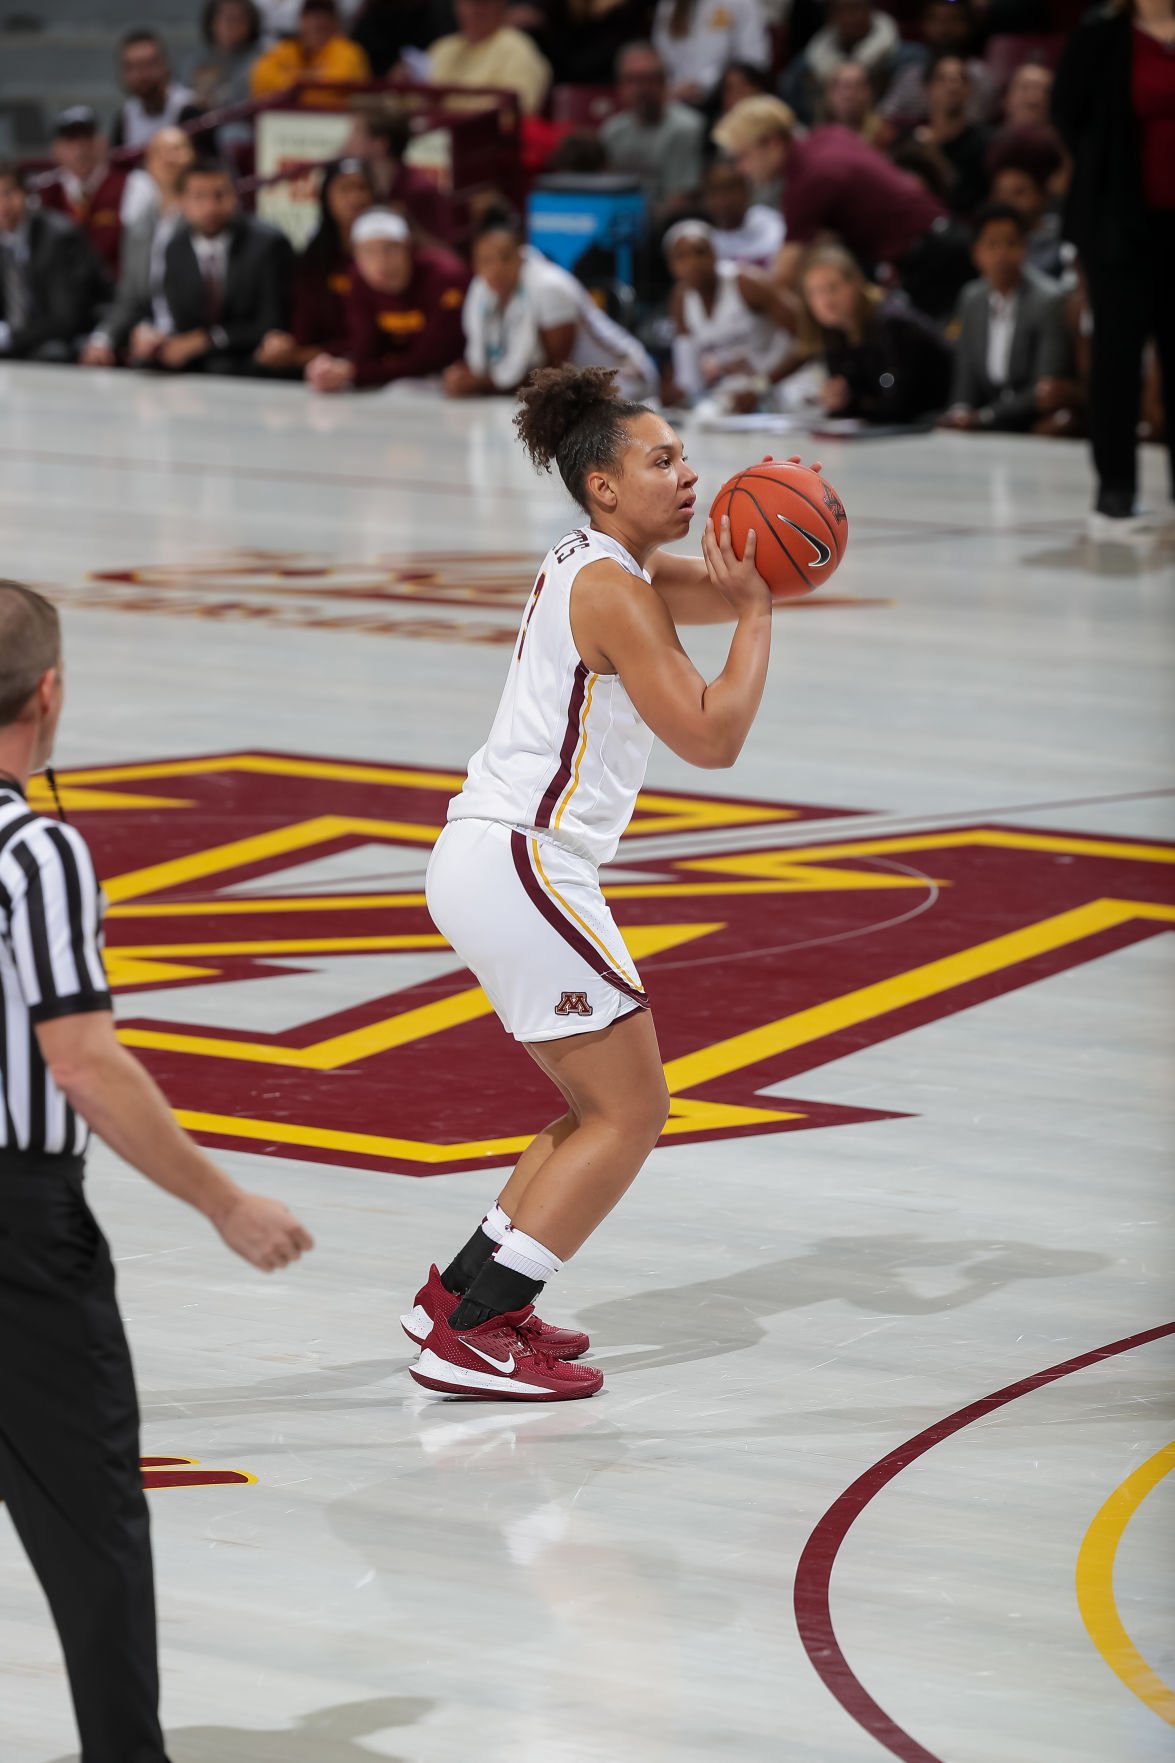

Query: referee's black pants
[0,1154,171,1763]
[1084,211,1175,515]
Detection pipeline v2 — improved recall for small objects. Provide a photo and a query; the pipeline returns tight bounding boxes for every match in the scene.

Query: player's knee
[632,1077,670,1149]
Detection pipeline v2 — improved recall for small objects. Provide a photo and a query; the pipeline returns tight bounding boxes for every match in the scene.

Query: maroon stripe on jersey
[535,660,589,829]
[510,831,649,1010]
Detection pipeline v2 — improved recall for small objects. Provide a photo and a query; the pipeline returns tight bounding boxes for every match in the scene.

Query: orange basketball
[709,461,849,598]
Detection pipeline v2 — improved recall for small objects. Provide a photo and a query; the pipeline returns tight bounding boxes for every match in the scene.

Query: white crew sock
[494,1227,562,1284]
[482,1202,511,1246]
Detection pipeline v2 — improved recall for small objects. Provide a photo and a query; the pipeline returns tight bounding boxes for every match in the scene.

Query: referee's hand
[213,1193,315,1272]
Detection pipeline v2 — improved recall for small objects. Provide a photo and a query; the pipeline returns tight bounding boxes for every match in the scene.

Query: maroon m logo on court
[554,991,593,1017]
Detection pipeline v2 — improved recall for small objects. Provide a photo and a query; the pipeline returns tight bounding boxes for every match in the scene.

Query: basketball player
[403,366,811,1401]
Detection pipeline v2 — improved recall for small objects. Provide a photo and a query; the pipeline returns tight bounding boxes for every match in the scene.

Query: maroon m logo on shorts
[554,991,593,1017]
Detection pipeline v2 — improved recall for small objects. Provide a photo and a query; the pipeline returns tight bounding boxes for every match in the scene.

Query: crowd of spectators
[1,0,1172,526]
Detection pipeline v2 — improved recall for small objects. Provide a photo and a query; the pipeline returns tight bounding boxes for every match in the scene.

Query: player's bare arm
[571,526,772,770]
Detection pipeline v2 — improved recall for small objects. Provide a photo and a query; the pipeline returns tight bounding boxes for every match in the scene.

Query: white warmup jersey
[462,248,657,400]
[428,527,654,1042]
[674,259,794,399]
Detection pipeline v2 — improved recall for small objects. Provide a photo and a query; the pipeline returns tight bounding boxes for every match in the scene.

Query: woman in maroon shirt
[254,157,375,376]
[306,209,468,392]
[1054,0,1175,532]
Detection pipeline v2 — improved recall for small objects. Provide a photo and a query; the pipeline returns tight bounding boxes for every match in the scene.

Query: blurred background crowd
[1,0,1171,525]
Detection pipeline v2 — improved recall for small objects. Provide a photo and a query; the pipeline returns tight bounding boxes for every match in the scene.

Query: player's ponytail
[514,365,649,512]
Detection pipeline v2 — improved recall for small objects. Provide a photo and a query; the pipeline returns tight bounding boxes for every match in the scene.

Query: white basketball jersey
[448,527,655,867]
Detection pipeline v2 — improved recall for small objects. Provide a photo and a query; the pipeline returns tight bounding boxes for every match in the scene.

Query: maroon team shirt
[345,245,469,388]
[37,167,127,278]
[783,126,946,267]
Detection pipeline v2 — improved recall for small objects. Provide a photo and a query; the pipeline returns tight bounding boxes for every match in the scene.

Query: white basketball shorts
[425,818,649,1044]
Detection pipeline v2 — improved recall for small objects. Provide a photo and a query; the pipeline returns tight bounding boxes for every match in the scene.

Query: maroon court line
[793,1319,1175,1763]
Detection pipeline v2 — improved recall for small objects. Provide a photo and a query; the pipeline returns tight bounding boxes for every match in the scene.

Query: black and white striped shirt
[0,779,111,1156]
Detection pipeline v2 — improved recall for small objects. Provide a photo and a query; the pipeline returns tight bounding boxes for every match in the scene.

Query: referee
[0,580,314,1763]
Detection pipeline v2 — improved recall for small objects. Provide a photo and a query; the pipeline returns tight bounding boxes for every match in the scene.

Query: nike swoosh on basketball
[777,516,832,568]
[465,1342,515,1374]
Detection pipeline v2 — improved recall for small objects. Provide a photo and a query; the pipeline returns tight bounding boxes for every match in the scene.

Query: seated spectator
[545,131,609,174]
[600,43,706,222]
[344,105,447,237]
[255,157,375,374]
[717,59,775,116]
[255,0,363,43]
[251,0,371,105]
[527,0,658,88]
[820,61,885,142]
[120,123,198,230]
[444,208,656,399]
[652,0,770,108]
[307,209,468,390]
[351,0,456,80]
[912,55,991,216]
[187,0,262,115]
[712,96,971,321]
[111,30,201,149]
[80,127,196,366]
[135,158,293,374]
[782,0,904,127]
[0,164,106,362]
[987,128,1068,284]
[798,241,952,422]
[888,135,951,204]
[1030,266,1088,439]
[700,160,785,265]
[34,108,129,285]
[1002,60,1053,132]
[664,218,795,408]
[879,0,994,132]
[428,0,553,117]
[938,202,1070,431]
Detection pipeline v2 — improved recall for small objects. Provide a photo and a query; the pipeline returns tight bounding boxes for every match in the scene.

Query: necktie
[1,241,28,334]
[202,248,224,324]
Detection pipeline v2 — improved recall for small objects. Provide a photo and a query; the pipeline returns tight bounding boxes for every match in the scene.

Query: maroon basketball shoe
[400,1264,590,1360]
[410,1309,604,1402]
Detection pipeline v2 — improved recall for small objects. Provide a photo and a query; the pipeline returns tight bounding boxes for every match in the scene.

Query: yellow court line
[123,935,449,958]
[173,1097,801,1164]
[554,671,597,831]
[105,875,920,919]
[1076,1440,1175,1725]
[529,838,643,992]
[714,827,1175,870]
[56,754,468,792]
[108,895,430,918]
[661,897,1175,1092]
[119,986,495,1070]
[104,816,439,904]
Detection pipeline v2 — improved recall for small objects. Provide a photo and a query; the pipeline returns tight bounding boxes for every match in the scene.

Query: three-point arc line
[793,1320,1175,1763]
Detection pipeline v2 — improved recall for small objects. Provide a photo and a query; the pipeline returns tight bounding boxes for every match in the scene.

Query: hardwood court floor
[1,363,1173,1763]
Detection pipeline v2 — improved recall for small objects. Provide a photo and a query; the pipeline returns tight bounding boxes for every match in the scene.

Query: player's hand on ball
[703,514,772,617]
[214,1192,315,1272]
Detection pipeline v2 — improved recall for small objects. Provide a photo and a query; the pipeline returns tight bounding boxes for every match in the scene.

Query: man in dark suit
[139,159,294,374]
[0,163,106,362]
[939,202,1070,432]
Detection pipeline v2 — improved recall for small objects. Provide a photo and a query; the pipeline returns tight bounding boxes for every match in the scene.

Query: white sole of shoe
[400,1304,432,1346]
[410,1348,596,1401]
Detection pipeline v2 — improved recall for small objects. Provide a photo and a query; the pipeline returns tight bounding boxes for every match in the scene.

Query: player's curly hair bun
[514,365,649,512]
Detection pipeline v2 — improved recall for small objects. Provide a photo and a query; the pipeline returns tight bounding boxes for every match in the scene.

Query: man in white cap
[306,208,468,392]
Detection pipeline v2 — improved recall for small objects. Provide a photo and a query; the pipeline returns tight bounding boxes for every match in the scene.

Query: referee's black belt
[0,1149,86,1183]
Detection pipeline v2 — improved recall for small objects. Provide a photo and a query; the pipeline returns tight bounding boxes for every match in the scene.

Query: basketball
[709,460,849,598]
